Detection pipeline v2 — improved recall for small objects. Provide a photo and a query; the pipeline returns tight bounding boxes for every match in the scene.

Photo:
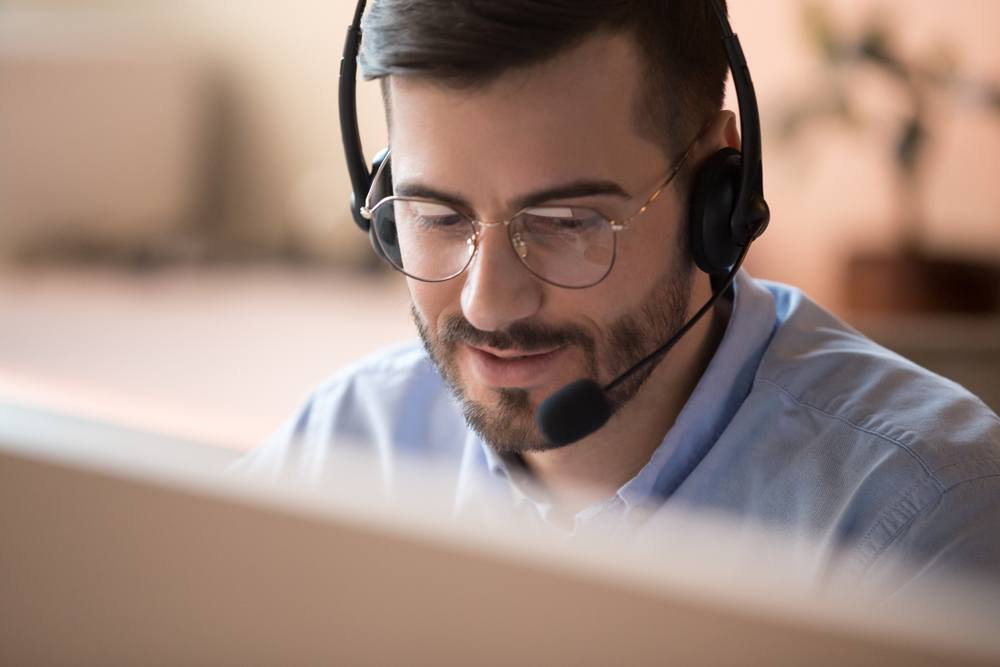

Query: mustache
[438,315,591,352]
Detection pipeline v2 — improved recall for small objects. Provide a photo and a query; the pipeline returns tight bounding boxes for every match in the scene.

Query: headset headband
[340,0,370,230]
[338,0,768,245]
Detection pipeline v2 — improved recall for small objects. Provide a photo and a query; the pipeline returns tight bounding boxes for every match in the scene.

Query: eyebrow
[393,179,632,213]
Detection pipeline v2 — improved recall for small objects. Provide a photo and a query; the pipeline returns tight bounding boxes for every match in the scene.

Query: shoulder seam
[930,456,1000,479]
[755,376,939,483]
[940,468,1000,494]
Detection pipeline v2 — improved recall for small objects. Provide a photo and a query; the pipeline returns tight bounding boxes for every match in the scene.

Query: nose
[460,223,543,332]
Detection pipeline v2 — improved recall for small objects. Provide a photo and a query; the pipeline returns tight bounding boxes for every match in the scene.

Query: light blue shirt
[238,271,1000,587]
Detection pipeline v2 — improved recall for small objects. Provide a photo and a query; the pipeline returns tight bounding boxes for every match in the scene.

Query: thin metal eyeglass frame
[359,142,695,289]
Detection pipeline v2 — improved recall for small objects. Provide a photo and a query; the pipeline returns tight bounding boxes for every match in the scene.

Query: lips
[465,344,567,388]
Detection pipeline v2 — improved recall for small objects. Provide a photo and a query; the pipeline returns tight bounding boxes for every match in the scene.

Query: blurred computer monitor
[1,402,998,665]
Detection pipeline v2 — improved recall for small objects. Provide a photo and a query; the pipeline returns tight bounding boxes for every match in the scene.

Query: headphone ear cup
[688,147,743,275]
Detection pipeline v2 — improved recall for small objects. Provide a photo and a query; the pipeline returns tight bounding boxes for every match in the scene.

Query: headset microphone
[536,244,750,446]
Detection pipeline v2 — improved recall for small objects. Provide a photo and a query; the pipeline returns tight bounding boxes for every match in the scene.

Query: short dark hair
[358,0,728,158]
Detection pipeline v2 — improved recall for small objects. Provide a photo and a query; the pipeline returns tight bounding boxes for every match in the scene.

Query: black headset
[338,0,769,278]
[339,0,771,446]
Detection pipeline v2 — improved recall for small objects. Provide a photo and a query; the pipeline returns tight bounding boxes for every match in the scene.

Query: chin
[459,369,559,408]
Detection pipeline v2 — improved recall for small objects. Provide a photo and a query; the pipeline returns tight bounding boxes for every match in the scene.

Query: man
[240,0,1000,587]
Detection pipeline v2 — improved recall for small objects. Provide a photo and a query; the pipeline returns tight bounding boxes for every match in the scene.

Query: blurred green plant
[777,1,1000,250]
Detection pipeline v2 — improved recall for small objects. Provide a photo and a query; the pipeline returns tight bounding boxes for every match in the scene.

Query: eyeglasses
[360,145,693,289]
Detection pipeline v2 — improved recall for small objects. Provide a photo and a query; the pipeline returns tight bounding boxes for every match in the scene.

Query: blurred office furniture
[775,3,1000,315]
[856,315,1000,414]
[0,8,220,264]
[847,253,1000,314]
[0,4,384,267]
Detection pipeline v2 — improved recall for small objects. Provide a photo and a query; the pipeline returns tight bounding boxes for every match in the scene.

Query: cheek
[407,278,460,328]
[598,242,666,308]
[613,207,686,276]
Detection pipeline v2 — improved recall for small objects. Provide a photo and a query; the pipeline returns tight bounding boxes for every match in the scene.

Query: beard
[413,257,694,454]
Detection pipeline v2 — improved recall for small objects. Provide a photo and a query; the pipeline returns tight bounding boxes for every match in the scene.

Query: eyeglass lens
[370,199,616,288]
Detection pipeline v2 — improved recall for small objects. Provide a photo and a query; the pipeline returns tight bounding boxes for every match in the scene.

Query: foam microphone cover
[536,378,613,447]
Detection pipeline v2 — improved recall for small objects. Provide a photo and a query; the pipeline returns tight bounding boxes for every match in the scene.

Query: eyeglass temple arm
[612,140,693,230]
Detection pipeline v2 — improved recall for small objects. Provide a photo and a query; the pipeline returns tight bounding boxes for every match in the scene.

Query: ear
[700,110,740,154]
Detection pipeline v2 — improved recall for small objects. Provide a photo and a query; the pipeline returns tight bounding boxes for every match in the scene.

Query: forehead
[384,31,668,205]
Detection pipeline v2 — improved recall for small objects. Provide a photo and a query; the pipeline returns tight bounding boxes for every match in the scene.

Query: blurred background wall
[0,0,390,265]
[1,0,998,447]
[4,0,998,305]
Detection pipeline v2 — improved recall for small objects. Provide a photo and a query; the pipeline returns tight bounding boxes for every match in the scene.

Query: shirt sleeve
[226,389,318,479]
[863,460,1000,593]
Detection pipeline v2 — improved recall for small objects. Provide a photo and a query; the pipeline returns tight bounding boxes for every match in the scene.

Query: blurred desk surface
[1,265,997,454]
[0,264,413,449]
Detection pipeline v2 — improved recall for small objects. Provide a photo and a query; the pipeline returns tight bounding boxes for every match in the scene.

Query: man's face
[386,31,696,452]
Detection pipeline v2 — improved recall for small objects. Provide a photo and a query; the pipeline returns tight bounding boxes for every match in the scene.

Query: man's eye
[553,217,584,230]
[417,215,464,228]
[398,201,466,230]
[523,208,589,233]
[533,217,583,231]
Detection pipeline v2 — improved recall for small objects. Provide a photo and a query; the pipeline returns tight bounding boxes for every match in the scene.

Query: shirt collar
[618,270,777,507]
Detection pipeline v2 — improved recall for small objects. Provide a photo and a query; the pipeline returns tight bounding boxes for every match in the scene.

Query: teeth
[484,350,552,360]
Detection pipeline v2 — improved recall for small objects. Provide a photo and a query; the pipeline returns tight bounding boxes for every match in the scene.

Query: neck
[521,276,730,520]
